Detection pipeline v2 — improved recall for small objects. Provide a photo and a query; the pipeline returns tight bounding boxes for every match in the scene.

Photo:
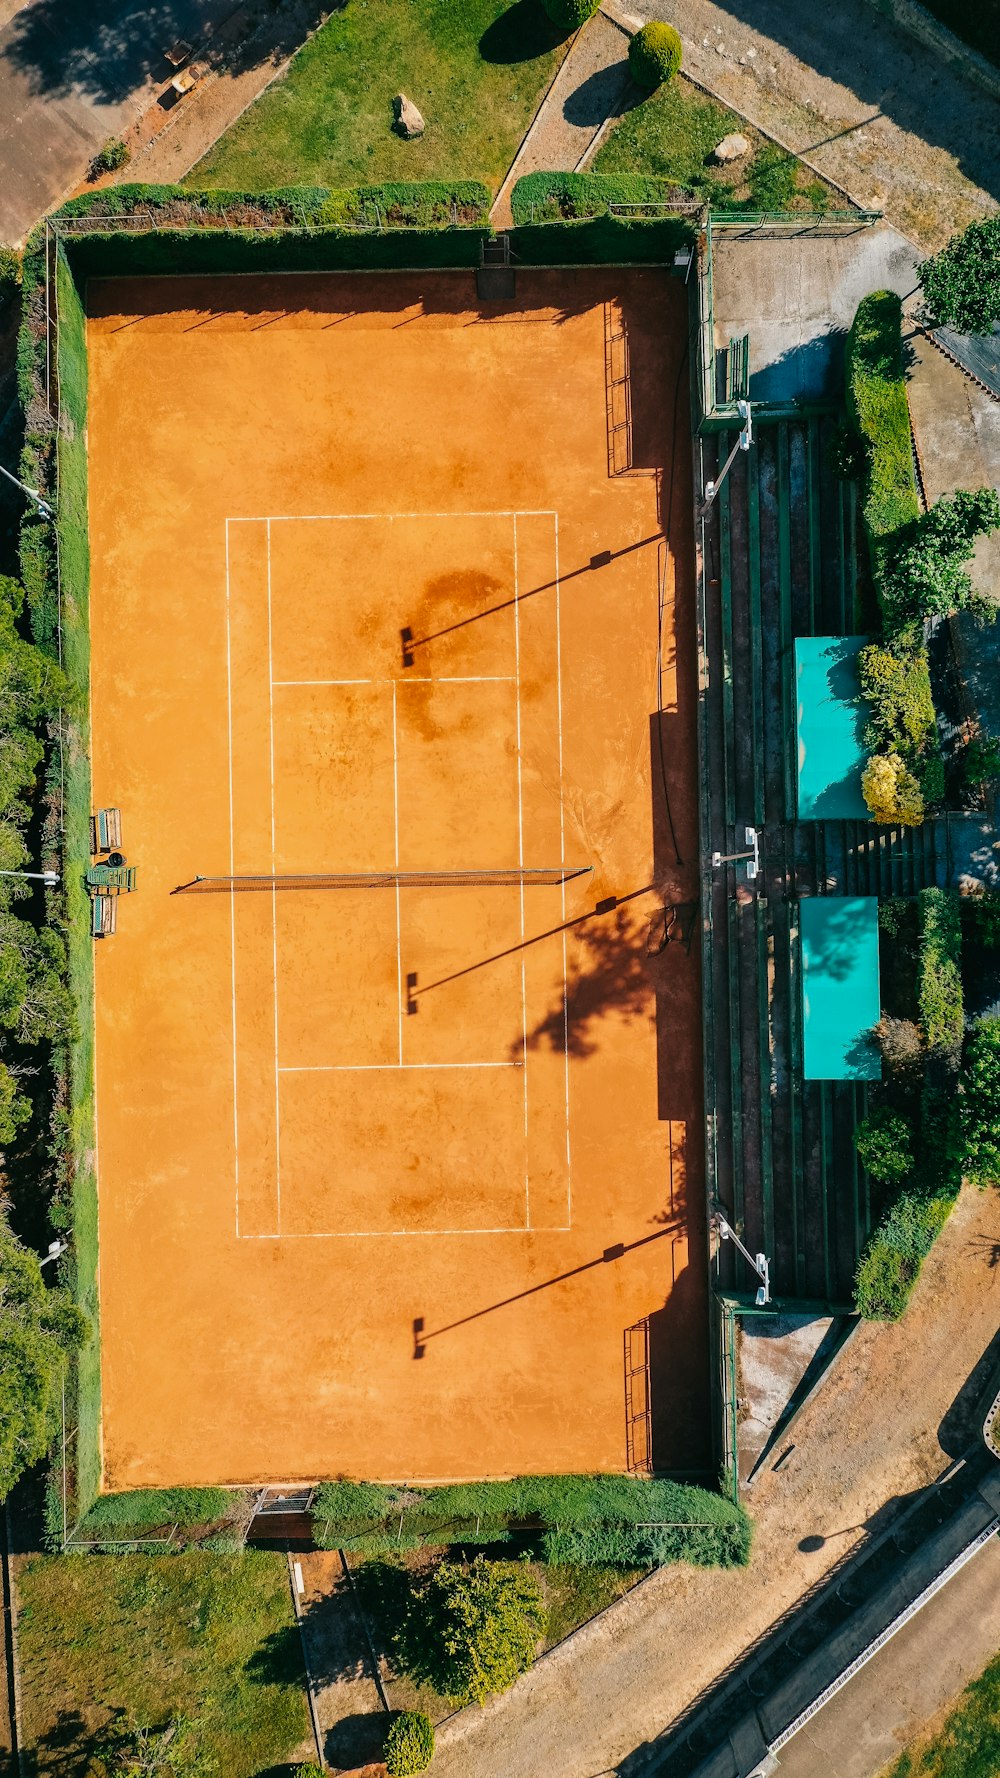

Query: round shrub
[628,21,682,90]
[540,0,599,32]
[855,1106,913,1184]
[90,137,130,179]
[384,1710,435,1776]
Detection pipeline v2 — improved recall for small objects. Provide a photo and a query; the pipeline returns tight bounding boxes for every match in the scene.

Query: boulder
[393,93,425,139]
[713,132,751,163]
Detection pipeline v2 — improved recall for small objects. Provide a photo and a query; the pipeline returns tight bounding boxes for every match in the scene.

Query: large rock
[393,93,425,139]
[713,132,751,163]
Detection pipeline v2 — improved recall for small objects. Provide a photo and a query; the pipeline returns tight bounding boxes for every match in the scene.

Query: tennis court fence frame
[32,188,862,1525]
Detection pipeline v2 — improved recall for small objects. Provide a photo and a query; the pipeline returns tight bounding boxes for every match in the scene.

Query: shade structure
[800,896,882,1081]
[795,636,872,820]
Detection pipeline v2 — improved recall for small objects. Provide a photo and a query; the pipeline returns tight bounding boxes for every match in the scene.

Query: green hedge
[961,1016,1000,1187]
[854,1187,953,1319]
[846,290,920,602]
[313,1474,751,1569]
[56,180,491,227]
[511,171,690,224]
[917,888,964,1059]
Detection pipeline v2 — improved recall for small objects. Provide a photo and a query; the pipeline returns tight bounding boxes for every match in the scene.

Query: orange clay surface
[86,268,708,1487]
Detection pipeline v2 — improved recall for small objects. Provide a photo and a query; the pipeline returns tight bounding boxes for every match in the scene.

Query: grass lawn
[189,0,568,193]
[17,1551,311,1774]
[920,0,1000,70]
[593,74,834,211]
[882,1648,1000,1777]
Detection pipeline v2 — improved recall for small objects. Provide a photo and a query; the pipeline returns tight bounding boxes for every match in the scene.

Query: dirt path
[491,10,635,227]
[295,1550,389,1773]
[429,1183,1000,1778]
[622,0,999,248]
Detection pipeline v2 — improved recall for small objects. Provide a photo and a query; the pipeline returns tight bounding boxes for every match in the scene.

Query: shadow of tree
[478,0,568,62]
[4,0,329,109]
[20,1707,98,1777]
[519,905,657,1059]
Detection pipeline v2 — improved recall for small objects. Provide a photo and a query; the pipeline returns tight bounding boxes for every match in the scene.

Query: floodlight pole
[699,399,753,515]
[712,825,760,882]
[0,462,55,521]
[39,1239,68,1269]
[0,869,60,886]
[714,1211,771,1307]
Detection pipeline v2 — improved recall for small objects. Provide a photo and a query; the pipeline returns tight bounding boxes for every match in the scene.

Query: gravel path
[621,0,1000,248]
[428,1183,1000,1778]
[491,11,635,227]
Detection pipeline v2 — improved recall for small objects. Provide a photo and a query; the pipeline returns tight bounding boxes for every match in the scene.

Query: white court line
[554,512,572,1226]
[279,1062,521,1073]
[266,520,282,1236]
[229,510,557,524]
[513,515,529,1230]
[237,1225,572,1240]
[226,508,570,1240]
[392,681,403,1065]
[225,521,241,1237]
[272,677,516,686]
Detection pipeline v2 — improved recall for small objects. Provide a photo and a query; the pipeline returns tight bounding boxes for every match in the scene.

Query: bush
[854,1189,953,1319]
[397,1557,546,1706]
[90,138,131,179]
[874,1016,923,1083]
[846,290,920,602]
[961,1016,1000,1186]
[540,0,599,29]
[628,22,682,89]
[859,642,936,758]
[963,735,1000,787]
[0,246,20,293]
[384,1711,435,1776]
[916,888,963,1059]
[0,1223,87,1497]
[961,892,1000,950]
[880,488,1000,627]
[862,751,924,825]
[855,1107,914,1183]
[918,215,1000,334]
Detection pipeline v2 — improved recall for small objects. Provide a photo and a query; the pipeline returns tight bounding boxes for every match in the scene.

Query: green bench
[86,865,137,894]
[91,807,122,853]
[91,895,117,939]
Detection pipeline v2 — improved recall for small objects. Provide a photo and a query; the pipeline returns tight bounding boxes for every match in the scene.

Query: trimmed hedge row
[846,289,920,595]
[55,180,492,228]
[511,171,690,224]
[313,1474,752,1569]
[509,173,696,265]
[916,887,964,1059]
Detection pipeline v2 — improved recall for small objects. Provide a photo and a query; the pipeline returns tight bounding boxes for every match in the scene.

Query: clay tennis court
[86,266,709,1487]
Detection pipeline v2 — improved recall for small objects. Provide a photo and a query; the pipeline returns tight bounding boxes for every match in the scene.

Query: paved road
[773,1529,1000,1778]
[0,0,227,242]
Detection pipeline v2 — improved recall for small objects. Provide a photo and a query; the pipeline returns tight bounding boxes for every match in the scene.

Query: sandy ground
[85,266,709,1490]
[625,0,1000,248]
[426,1181,1000,1777]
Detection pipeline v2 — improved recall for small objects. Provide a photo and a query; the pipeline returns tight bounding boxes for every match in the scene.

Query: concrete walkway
[295,1549,390,1774]
[621,0,999,249]
[491,8,636,228]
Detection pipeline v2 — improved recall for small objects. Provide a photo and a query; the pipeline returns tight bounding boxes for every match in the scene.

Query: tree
[862,751,924,826]
[0,914,73,1044]
[0,1223,86,1497]
[918,216,1000,335]
[882,488,1000,626]
[397,1557,546,1706]
[0,1063,32,1145]
[962,1017,1000,1187]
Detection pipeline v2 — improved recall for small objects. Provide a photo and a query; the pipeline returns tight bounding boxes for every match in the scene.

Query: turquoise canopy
[800,897,882,1081]
[795,636,872,820]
